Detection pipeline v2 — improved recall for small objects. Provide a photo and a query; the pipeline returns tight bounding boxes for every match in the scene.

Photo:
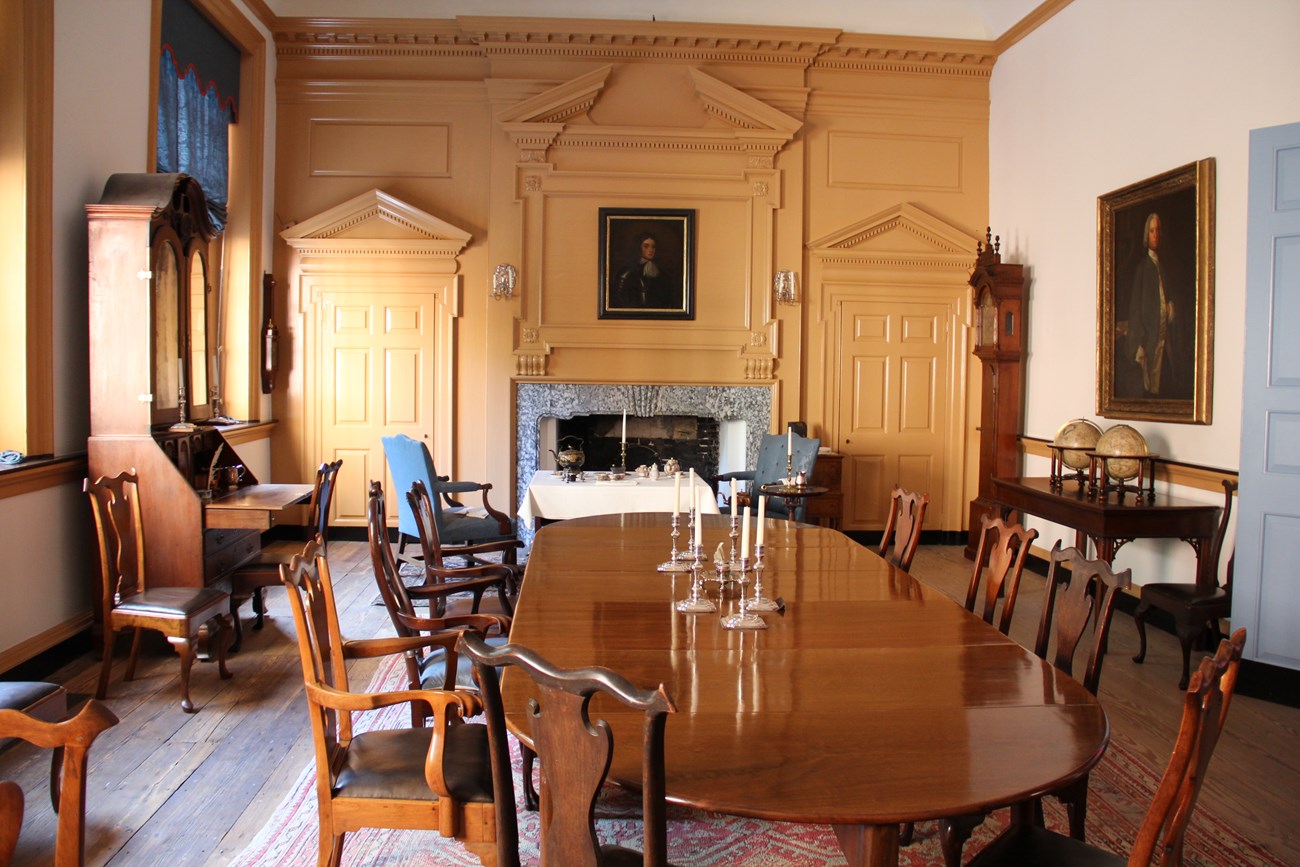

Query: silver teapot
[549,435,585,481]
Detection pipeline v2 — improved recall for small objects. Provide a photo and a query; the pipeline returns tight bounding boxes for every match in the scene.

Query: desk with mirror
[86,174,304,631]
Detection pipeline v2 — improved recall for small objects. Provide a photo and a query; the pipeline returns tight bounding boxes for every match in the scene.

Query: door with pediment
[812,205,977,533]
[281,190,468,527]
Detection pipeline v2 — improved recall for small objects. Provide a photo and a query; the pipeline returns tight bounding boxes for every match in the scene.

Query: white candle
[757,492,766,546]
[673,471,681,517]
[622,409,627,444]
[741,506,751,558]
[690,469,699,547]
[730,479,738,519]
[787,427,793,458]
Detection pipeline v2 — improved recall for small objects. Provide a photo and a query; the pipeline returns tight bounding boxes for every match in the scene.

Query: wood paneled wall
[269,17,992,530]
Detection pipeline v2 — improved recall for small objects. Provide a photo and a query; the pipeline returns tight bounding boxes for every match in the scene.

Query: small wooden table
[990,475,1222,591]
[758,482,829,520]
[506,514,1109,867]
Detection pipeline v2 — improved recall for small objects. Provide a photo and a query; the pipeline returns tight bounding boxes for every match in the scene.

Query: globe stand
[1048,447,1089,491]
[1087,452,1158,502]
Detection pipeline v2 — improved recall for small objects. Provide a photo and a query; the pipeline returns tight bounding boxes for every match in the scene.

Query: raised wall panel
[828,132,962,191]
[852,356,887,432]
[1269,235,1300,385]
[309,120,450,178]
[333,348,370,424]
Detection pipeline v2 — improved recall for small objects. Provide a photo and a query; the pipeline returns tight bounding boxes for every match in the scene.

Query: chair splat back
[84,471,146,606]
[461,632,677,867]
[1131,628,1246,866]
[878,486,929,572]
[1036,542,1132,695]
[965,515,1039,635]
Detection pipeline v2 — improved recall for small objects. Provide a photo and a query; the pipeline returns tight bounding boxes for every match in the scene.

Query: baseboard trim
[0,614,93,679]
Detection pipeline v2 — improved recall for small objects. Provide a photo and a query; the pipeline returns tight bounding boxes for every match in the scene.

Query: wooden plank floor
[1,541,1297,865]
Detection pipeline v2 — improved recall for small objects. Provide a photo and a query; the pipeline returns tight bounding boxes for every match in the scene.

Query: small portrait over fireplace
[598,207,695,320]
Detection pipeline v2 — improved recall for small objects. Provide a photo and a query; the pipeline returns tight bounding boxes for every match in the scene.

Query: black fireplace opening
[554,414,719,480]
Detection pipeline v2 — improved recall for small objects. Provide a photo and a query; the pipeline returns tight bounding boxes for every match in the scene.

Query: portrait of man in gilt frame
[598,208,695,320]
[1097,158,1215,424]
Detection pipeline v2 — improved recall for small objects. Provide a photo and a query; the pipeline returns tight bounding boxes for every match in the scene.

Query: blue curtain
[157,46,232,230]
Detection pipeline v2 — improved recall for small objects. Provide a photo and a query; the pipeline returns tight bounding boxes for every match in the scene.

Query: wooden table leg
[833,823,900,867]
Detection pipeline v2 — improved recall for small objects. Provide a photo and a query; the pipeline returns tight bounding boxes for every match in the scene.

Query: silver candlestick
[658,513,690,572]
[721,556,766,629]
[748,543,779,611]
[675,542,716,613]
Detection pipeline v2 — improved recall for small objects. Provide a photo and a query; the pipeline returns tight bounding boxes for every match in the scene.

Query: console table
[989,476,1222,591]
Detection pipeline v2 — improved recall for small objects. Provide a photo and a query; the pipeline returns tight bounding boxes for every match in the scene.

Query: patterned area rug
[232,653,1284,866]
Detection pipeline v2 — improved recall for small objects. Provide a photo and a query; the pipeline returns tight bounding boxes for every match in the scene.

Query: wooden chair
[228,459,342,651]
[964,515,1039,635]
[84,471,232,713]
[381,433,517,565]
[279,537,500,867]
[1133,479,1237,689]
[459,630,679,867]
[967,628,1247,866]
[878,486,929,572]
[940,542,1132,865]
[0,699,119,866]
[408,479,521,618]
[366,481,511,707]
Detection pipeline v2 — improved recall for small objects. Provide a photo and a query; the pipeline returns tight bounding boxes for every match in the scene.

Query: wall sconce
[491,263,517,300]
[773,270,798,305]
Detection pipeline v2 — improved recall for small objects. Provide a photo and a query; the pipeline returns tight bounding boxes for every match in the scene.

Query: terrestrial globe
[1096,424,1148,481]
[1053,419,1103,470]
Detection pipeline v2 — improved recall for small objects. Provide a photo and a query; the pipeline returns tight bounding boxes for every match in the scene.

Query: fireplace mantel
[514,383,773,516]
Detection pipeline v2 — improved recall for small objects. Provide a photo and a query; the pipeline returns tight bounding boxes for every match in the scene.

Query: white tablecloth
[517,470,721,528]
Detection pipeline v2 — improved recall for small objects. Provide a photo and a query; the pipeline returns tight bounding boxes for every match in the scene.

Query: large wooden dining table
[504,513,1110,866]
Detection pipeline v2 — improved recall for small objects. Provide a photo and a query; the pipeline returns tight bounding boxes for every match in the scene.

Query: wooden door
[837,298,950,530]
[319,291,436,527]
[1237,120,1300,672]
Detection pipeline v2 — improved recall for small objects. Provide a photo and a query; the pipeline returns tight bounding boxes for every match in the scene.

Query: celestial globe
[1096,424,1148,481]
[1053,419,1103,470]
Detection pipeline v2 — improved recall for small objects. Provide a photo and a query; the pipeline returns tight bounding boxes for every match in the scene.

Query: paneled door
[1237,120,1300,672]
[319,290,436,527]
[836,298,951,531]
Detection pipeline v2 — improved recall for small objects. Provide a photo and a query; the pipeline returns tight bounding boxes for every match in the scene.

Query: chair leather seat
[115,586,228,617]
[967,823,1125,866]
[333,723,493,803]
[440,511,514,542]
[0,682,65,713]
[419,634,507,691]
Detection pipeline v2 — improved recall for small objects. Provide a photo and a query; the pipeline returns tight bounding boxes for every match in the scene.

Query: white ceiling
[265,0,1046,42]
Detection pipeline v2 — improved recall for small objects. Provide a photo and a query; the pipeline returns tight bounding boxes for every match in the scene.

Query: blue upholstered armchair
[381,434,518,564]
[717,431,820,522]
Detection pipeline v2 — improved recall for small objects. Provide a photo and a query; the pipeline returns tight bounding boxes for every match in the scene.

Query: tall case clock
[966,229,1028,559]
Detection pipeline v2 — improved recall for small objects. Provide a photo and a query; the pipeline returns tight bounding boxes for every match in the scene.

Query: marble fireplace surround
[514,382,773,515]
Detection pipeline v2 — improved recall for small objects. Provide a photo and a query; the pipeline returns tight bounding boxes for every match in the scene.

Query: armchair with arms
[381,434,517,565]
[716,431,820,522]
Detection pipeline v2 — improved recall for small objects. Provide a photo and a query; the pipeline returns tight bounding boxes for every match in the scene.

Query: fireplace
[514,383,773,523]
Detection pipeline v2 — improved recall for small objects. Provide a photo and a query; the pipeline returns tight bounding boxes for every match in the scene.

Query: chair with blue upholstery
[717,430,820,522]
[381,434,517,565]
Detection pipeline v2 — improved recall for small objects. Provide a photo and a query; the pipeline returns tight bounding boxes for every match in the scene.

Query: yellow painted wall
[269,17,992,530]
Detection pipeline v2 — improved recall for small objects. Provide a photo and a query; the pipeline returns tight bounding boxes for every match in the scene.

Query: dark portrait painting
[1097,159,1215,424]
[598,208,695,320]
